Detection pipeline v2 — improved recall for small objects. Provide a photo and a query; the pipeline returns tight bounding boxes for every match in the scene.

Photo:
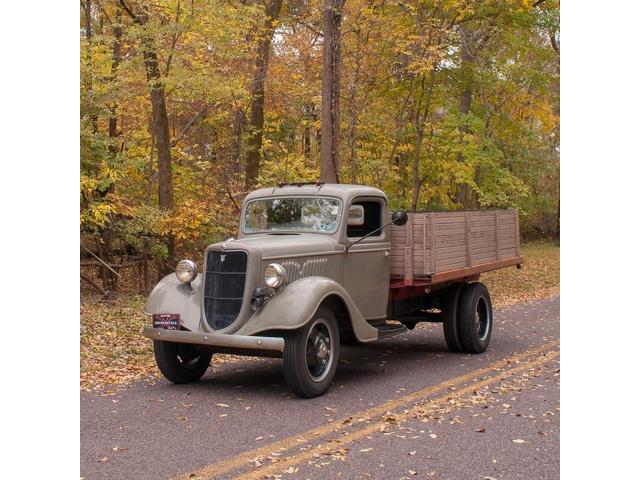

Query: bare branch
[171,107,207,148]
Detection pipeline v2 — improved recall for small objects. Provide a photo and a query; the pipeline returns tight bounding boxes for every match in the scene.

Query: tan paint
[144,273,202,332]
[235,276,379,342]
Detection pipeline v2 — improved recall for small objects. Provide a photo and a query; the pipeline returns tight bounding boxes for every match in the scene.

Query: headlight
[175,259,198,284]
[264,263,286,288]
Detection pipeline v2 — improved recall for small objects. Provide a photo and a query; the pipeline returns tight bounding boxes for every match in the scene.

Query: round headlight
[264,263,286,288]
[175,259,198,284]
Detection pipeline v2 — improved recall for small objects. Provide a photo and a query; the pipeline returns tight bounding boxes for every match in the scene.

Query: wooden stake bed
[389,210,523,287]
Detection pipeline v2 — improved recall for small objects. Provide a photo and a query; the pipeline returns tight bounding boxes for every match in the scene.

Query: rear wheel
[153,341,213,384]
[283,306,340,398]
[457,282,493,354]
[442,283,465,352]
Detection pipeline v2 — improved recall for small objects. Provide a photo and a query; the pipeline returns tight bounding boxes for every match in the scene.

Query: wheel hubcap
[475,297,490,341]
[305,319,333,382]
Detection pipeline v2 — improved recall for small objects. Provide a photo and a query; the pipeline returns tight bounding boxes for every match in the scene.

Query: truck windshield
[242,197,341,234]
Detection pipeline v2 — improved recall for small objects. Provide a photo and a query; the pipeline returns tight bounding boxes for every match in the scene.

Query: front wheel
[283,306,340,398]
[153,340,213,384]
[457,282,493,354]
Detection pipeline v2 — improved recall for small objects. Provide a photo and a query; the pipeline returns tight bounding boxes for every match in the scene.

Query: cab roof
[243,183,387,206]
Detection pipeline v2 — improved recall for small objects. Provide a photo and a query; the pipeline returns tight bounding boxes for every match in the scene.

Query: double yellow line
[175,340,559,480]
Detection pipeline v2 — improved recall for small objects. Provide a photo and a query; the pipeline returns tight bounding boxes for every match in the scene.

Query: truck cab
[143,183,519,398]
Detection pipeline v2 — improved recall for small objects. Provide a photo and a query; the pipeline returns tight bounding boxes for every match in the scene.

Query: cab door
[342,197,391,320]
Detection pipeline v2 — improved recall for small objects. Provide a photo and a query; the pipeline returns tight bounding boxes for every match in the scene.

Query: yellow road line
[174,340,559,480]
[237,349,560,480]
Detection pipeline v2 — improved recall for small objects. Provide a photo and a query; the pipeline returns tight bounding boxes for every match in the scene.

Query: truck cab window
[347,201,382,238]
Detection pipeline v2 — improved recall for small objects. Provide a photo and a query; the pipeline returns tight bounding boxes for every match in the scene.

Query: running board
[375,322,408,339]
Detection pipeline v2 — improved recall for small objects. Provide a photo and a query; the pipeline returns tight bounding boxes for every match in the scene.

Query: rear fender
[143,273,201,331]
[235,276,379,342]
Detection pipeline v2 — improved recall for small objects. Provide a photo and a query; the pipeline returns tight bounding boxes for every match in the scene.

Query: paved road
[81,296,560,480]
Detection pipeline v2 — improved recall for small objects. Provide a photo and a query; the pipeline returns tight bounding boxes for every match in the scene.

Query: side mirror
[391,210,408,226]
[347,205,365,226]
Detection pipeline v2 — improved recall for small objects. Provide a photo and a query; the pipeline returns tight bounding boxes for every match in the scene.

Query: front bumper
[141,327,285,353]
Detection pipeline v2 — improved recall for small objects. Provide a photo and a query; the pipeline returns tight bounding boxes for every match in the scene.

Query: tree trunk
[410,67,436,211]
[455,25,476,208]
[232,109,244,175]
[120,1,175,273]
[346,29,365,184]
[320,0,345,184]
[244,0,283,191]
[83,0,98,132]
[108,8,122,161]
[302,103,315,165]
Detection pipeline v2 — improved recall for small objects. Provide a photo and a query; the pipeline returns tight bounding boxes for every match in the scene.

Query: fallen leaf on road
[409,470,417,476]
[360,448,373,452]
[98,456,108,463]
[512,439,526,444]
[475,427,486,433]
[215,403,229,408]
[429,434,437,439]
[408,451,416,456]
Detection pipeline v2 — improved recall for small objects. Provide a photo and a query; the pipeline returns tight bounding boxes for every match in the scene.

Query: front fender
[143,273,201,331]
[235,276,379,342]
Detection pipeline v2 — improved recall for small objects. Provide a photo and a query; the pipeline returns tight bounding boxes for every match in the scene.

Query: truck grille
[203,250,248,330]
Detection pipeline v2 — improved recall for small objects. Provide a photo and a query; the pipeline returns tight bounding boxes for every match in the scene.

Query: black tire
[458,282,493,354]
[442,283,465,352]
[283,306,340,398]
[153,340,213,384]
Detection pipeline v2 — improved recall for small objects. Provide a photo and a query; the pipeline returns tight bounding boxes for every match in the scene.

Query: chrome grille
[203,250,247,330]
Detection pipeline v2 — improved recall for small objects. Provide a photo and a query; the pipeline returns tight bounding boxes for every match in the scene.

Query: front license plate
[153,313,180,330]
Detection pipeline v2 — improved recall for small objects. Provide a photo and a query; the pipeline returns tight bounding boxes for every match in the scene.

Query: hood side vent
[281,257,328,284]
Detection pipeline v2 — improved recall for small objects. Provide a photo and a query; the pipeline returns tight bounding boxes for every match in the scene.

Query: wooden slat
[495,211,501,261]
[514,209,521,256]
[391,210,520,282]
[404,214,413,284]
[422,215,427,274]
[465,212,471,268]
[429,213,436,274]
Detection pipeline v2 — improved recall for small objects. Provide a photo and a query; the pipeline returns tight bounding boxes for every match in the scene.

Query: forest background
[80,0,559,294]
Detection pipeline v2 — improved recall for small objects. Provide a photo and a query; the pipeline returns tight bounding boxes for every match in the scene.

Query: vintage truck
[143,183,522,398]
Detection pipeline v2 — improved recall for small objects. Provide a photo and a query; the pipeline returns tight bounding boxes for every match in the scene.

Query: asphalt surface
[81,296,560,480]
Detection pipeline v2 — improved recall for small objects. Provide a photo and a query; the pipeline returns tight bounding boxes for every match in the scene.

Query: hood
[212,233,341,260]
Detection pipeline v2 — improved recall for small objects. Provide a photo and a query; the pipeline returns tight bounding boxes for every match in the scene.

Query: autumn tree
[245,0,284,191]
[119,0,176,273]
[320,0,345,183]
[80,0,560,294]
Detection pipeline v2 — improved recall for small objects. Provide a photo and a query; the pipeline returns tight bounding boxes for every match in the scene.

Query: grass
[80,241,559,390]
